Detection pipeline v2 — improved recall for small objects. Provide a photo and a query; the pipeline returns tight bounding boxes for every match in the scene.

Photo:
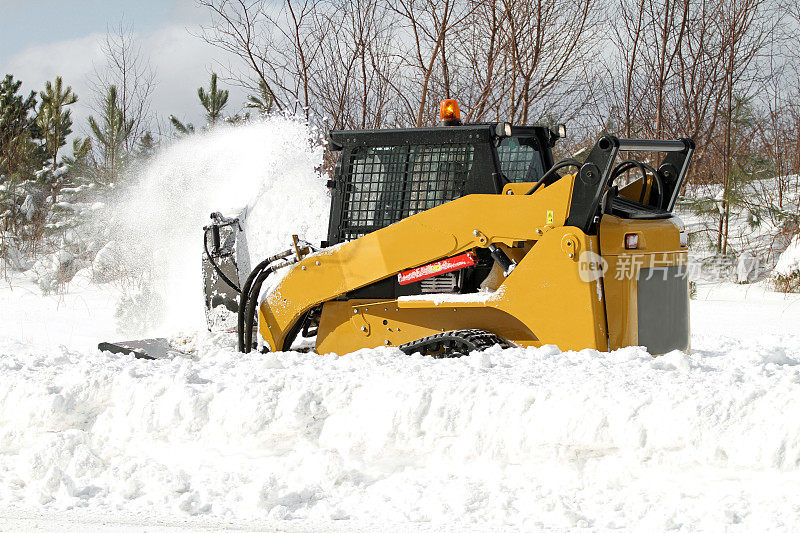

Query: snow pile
[774,234,800,278]
[0,235,28,271]
[30,250,84,293]
[772,234,800,292]
[100,116,329,333]
[1,328,800,530]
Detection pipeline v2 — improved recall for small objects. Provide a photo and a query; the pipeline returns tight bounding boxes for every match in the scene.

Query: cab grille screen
[340,144,474,241]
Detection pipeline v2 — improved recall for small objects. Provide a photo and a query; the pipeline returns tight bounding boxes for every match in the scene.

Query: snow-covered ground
[1,273,799,532]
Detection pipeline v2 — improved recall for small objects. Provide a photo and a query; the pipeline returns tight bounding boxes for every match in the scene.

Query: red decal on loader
[398,252,478,285]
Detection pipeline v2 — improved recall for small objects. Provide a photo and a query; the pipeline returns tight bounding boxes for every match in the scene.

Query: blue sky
[0,0,246,140]
[0,1,197,59]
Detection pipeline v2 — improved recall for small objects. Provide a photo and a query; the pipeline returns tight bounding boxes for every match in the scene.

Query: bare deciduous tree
[389,0,477,125]
[198,0,603,130]
[90,20,156,151]
[716,0,774,253]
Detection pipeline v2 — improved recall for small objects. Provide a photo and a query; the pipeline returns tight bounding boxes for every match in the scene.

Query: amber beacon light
[439,99,461,125]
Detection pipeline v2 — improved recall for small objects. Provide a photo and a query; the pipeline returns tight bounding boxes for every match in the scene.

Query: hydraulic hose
[203,227,241,294]
[237,248,295,352]
[236,240,320,353]
[525,159,583,195]
[242,266,276,353]
[610,159,664,208]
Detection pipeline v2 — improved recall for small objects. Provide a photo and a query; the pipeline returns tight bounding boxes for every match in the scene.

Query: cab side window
[497,136,545,183]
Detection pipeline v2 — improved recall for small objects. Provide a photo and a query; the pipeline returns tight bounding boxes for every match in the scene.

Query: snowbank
[774,234,800,278]
[1,309,799,530]
[772,234,800,292]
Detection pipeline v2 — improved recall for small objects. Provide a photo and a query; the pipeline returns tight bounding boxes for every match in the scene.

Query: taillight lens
[680,231,688,247]
[624,233,639,249]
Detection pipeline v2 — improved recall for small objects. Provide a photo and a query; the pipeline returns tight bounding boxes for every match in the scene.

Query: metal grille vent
[637,265,689,354]
[420,272,459,294]
[340,144,474,242]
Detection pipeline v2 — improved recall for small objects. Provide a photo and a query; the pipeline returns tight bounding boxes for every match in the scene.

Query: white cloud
[1,33,105,138]
[0,23,247,145]
[141,24,247,128]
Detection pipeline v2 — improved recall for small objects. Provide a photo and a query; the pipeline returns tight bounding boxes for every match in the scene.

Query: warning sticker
[546,210,554,225]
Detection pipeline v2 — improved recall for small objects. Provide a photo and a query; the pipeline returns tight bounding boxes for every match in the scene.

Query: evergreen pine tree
[0,74,42,177]
[168,115,195,136]
[245,79,274,116]
[36,77,77,170]
[169,74,230,136]
[718,95,765,253]
[0,75,47,244]
[136,131,157,159]
[198,73,228,124]
[87,85,134,184]
[34,77,78,218]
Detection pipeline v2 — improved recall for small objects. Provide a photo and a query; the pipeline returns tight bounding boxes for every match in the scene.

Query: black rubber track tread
[398,328,513,358]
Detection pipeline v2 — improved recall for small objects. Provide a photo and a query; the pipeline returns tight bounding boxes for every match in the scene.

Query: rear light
[624,233,639,250]
[673,215,688,248]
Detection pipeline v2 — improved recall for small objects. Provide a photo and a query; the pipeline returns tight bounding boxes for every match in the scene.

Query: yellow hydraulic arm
[257,175,609,353]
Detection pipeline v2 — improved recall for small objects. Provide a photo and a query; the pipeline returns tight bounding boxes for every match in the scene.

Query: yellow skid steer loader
[238,100,693,357]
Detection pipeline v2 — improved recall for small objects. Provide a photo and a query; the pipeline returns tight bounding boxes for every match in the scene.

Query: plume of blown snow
[102,116,329,334]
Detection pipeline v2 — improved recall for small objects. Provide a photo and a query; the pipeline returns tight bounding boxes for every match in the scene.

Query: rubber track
[398,328,513,358]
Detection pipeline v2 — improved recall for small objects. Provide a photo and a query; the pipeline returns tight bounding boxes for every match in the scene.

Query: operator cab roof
[329,123,561,151]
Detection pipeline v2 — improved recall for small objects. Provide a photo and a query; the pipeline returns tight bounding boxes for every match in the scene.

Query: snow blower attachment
[233,105,695,357]
[97,211,253,359]
[202,211,250,331]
